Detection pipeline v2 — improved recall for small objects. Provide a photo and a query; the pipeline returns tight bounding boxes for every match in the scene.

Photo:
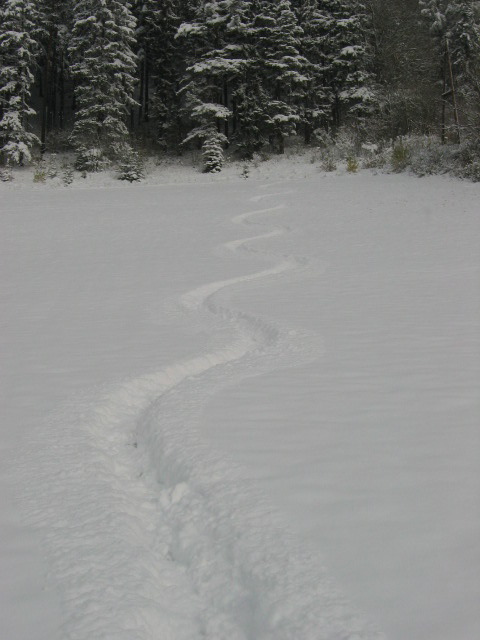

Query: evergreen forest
[1,0,480,175]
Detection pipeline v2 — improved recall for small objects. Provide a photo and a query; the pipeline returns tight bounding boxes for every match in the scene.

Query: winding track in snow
[21,187,384,640]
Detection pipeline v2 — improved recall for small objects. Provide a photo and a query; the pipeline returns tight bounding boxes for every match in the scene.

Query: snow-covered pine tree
[419,0,446,33]
[69,0,138,170]
[233,77,271,158]
[445,2,480,89]
[0,0,39,165]
[454,2,480,137]
[241,0,280,144]
[294,0,333,142]
[419,1,480,80]
[221,0,267,158]
[323,0,376,131]
[420,0,480,140]
[177,0,249,170]
[245,0,307,153]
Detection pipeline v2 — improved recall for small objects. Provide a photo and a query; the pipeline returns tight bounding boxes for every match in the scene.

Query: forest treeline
[1,0,479,173]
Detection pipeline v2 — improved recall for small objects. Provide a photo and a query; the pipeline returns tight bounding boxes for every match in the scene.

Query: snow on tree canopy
[0,0,39,165]
[69,0,137,168]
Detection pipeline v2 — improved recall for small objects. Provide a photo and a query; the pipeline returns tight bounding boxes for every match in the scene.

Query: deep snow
[1,163,479,640]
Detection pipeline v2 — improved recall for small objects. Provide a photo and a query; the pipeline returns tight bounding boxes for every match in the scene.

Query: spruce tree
[420,0,480,140]
[0,0,39,165]
[324,0,376,130]
[243,0,307,153]
[295,0,333,142]
[265,0,308,152]
[177,0,200,23]
[455,2,480,137]
[179,0,308,161]
[233,78,271,158]
[69,0,138,169]
[445,1,480,86]
[419,1,478,79]
[177,0,249,169]
[225,0,267,158]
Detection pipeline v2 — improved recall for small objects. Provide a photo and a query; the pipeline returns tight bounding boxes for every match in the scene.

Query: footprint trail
[20,188,384,640]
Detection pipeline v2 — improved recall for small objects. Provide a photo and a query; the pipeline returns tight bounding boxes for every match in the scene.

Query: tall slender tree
[257,0,307,152]
[0,0,39,165]
[177,0,250,169]
[445,1,480,88]
[295,0,333,142]
[69,0,138,169]
[420,0,480,140]
[234,0,307,154]
[324,0,376,130]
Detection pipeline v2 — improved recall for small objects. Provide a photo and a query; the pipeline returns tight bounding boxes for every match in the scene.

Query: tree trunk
[446,38,461,143]
[441,51,447,144]
[40,34,53,154]
[144,58,149,123]
[223,78,229,139]
[138,58,144,126]
[59,51,65,130]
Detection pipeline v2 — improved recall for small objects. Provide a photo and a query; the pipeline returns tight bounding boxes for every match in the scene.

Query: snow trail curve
[21,188,384,640]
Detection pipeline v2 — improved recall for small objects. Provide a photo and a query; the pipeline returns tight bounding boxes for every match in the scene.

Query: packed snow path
[1,172,479,640]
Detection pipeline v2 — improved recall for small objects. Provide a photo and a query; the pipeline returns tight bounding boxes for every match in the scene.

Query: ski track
[21,188,384,640]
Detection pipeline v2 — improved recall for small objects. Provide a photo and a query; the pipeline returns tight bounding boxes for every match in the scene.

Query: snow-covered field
[1,162,479,640]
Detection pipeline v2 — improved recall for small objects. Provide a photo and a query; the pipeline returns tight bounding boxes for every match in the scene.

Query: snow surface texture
[1,167,479,640]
